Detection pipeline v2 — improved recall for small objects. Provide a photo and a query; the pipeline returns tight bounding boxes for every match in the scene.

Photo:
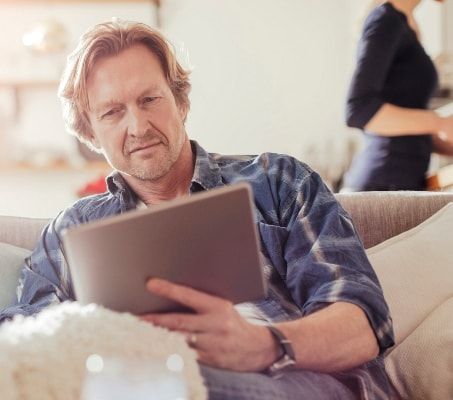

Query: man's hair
[58,20,191,147]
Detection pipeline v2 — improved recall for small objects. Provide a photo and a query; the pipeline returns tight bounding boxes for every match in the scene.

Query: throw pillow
[385,297,453,400]
[366,202,453,345]
[0,243,31,310]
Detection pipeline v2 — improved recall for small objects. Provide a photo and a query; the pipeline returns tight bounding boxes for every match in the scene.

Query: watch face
[268,354,296,377]
[276,355,296,368]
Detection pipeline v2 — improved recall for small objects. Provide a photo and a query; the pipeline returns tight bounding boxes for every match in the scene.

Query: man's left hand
[140,278,278,372]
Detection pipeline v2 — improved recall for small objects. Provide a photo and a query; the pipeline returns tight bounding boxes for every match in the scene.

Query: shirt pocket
[257,221,289,276]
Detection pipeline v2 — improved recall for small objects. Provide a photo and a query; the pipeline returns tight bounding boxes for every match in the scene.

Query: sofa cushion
[0,243,31,310]
[366,202,453,346]
[385,297,453,400]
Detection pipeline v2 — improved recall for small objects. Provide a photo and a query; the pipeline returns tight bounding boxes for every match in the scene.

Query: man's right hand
[140,278,280,373]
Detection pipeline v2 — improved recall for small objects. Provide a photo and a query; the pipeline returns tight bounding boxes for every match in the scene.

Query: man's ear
[85,132,102,152]
[83,115,102,151]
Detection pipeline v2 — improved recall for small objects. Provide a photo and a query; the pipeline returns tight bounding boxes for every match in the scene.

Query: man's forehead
[87,45,164,86]
[86,46,168,111]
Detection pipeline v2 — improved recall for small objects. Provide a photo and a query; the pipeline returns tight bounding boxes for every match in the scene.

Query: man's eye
[143,97,156,104]
[102,109,119,118]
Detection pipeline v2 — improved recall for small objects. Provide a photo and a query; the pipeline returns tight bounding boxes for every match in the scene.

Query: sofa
[1,190,453,399]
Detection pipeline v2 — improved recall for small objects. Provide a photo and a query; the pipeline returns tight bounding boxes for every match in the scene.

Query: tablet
[61,182,266,315]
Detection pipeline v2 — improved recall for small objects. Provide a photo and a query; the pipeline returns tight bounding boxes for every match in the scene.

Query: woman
[343,0,453,191]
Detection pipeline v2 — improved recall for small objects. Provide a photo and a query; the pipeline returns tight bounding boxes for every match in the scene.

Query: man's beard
[124,131,185,181]
[128,149,176,181]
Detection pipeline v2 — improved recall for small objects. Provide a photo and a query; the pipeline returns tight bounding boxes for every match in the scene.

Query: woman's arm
[365,103,438,135]
[365,104,453,148]
[346,10,405,129]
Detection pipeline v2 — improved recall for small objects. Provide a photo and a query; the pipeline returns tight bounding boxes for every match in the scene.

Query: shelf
[0,79,59,89]
[0,160,111,173]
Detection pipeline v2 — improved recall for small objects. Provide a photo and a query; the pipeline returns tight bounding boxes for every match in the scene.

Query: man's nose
[126,108,148,137]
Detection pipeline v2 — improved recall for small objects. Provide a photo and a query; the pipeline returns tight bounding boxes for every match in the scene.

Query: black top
[344,3,438,191]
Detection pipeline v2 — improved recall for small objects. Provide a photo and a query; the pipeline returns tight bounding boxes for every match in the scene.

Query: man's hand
[140,278,279,372]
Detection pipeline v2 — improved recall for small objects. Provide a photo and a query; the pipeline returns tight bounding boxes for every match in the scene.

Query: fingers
[185,333,213,355]
[146,278,231,313]
[141,312,213,332]
[191,337,230,369]
[141,315,211,355]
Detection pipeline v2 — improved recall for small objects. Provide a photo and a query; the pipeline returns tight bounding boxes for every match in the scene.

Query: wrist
[265,324,297,376]
[433,112,446,137]
[266,326,285,364]
[252,325,282,370]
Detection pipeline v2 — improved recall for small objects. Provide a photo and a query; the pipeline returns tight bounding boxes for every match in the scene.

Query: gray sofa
[1,190,453,399]
[1,191,451,250]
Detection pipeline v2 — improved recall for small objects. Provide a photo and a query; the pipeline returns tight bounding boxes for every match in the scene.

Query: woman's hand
[140,278,279,372]
[433,116,453,155]
[438,115,453,144]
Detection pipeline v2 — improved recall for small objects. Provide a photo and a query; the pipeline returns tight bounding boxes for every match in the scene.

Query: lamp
[22,19,68,54]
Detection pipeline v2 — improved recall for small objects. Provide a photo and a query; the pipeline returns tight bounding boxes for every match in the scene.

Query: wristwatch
[266,325,296,377]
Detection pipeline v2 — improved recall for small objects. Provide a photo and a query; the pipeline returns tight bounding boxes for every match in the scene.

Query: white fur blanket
[0,302,206,400]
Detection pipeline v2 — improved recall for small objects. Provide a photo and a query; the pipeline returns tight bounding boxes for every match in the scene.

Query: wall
[0,0,449,183]
[441,0,453,88]
[161,0,356,181]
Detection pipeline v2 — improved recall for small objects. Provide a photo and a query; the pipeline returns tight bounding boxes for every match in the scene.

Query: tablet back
[62,182,266,314]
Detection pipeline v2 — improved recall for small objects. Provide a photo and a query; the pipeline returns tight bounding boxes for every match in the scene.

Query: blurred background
[0,0,452,217]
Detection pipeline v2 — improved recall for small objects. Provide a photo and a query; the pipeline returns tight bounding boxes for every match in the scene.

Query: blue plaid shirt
[1,141,395,399]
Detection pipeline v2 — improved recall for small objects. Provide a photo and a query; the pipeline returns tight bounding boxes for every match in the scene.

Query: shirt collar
[190,140,223,191]
[105,140,224,200]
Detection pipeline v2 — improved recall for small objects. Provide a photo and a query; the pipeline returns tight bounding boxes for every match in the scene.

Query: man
[0,21,396,399]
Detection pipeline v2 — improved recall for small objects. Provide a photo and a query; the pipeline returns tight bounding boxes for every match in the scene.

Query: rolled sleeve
[346,10,404,129]
[284,172,394,353]
[0,210,77,324]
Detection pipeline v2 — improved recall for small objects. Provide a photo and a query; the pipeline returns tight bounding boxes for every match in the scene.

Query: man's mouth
[129,141,161,154]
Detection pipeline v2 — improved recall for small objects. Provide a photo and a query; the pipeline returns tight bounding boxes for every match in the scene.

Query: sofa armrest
[0,216,49,250]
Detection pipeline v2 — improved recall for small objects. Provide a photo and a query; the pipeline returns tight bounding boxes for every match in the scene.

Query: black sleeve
[345,11,404,129]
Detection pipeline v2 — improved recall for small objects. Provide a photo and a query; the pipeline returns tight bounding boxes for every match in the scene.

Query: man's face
[86,44,188,181]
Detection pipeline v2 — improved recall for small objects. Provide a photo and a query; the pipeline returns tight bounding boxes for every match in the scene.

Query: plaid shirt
[1,141,395,399]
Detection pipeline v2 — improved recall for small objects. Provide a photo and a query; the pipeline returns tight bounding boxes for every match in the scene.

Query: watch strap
[267,325,296,377]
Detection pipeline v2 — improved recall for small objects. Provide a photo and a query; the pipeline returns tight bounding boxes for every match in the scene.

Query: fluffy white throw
[0,302,207,400]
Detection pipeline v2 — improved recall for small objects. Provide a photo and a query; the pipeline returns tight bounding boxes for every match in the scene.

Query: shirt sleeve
[283,170,395,354]
[0,211,76,324]
[345,10,405,129]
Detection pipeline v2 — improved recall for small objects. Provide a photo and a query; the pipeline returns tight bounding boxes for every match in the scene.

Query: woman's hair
[58,20,191,146]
